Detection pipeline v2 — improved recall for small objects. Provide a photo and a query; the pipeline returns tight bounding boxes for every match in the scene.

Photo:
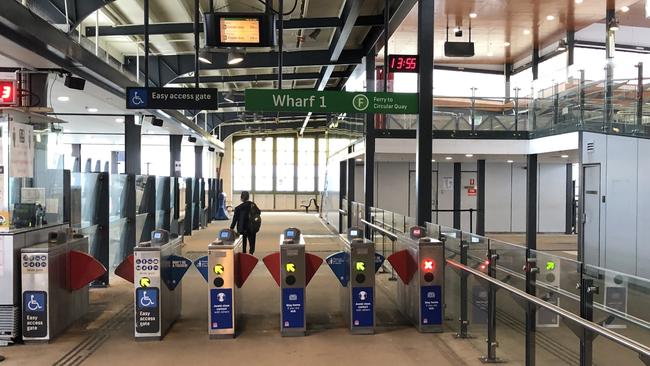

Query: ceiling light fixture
[575,0,583,4]
[561,154,569,158]
[57,96,70,102]
[504,42,511,47]
[432,159,436,162]
[115,118,124,123]
[523,29,531,35]
[465,154,474,157]
[469,13,478,18]
[86,107,98,113]
[558,39,568,51]
[546,15,555,21]
[445,156,453,160]
[621,6,630,12]
[507,160,514,163]
[227,51,244,65]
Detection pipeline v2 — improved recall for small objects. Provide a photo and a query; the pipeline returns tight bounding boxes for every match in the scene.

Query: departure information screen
[220,17,261,44]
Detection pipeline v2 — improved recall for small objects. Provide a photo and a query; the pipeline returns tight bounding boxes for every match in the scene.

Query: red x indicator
[422,259,435,272]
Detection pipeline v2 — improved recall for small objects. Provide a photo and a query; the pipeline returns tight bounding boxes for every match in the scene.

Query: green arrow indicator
[355,261,365,271]
[546,261,556,271]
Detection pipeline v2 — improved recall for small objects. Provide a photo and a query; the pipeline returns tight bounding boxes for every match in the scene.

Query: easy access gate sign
[245,89,418,114]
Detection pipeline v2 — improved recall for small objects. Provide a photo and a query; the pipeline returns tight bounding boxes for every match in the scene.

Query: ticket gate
[326,227,385,334]
[263,228,323,336]
[21,230,107,342]
[192,228,258,338]
[387,226,445,333]
[115,229,192,341]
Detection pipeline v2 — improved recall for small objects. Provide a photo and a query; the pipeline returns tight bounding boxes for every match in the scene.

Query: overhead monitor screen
[220,17,261,44]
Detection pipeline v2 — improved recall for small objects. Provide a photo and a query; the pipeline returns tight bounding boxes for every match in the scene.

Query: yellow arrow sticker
[213,264,224,275]
[139,277,151,288]
[355,261,366,271]
[286,263,296,273]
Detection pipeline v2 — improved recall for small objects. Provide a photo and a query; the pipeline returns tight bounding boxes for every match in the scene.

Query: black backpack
[248,202,262,234]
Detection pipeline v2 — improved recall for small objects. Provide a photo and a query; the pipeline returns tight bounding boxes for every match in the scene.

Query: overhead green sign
[245,89,418,114]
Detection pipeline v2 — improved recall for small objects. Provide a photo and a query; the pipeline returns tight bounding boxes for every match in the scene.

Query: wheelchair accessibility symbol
[137,288,158,308]
[127,88,148,109]
[23,291,45,312]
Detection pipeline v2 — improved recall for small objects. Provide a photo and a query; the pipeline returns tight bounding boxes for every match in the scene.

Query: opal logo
[352,94,369,111]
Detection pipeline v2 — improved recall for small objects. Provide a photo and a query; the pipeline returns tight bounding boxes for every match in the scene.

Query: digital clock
[388,54,419,73]
[0,80,17,107]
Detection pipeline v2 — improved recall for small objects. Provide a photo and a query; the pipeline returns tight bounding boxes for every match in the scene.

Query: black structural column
[193,145,203,230]
[415,0,434,226]
[605,8,616,129]
[565,163,574,235]
[477,159,486,236]
[170,135,182,234]
[347,156,355,229]
[124,115,141,175]
[453,162,461,230]
[339,160,347,233]
[195,145,203,179]
[525,153,538,366]
[364,51,376,236]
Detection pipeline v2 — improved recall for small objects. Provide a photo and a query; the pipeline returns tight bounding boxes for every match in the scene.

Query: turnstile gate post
[481,249,503,363]
[457,237,471,339]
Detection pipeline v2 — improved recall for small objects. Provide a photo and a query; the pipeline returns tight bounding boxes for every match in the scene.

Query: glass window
[233,138,251,191]
[255,137,273,191]
[276,137,294,191]
[297,138,315,191]
[318,138,327,191]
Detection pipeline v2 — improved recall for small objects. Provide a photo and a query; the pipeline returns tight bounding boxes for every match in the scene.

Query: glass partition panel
[109,174,128,270]
[490,239,527,292]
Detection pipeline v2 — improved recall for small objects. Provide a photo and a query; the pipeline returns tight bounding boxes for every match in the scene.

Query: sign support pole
[278,0,284,90]
[194,0,200,88]
[416,0,434,226]
[144,0,149,87]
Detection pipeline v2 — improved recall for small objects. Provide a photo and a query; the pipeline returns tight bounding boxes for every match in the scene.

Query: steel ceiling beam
[30,0,117,30]
[315,0,363,91]
[170,71,349,84]
[362,0,417,56]
[125,50,364,86]
[85,16,384,36]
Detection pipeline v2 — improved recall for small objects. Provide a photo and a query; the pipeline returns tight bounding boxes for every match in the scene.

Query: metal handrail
[338,209,348,215]
[446,258,650,360]
[361,219,398,241]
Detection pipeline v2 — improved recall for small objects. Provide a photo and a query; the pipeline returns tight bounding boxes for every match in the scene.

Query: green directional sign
[245,89,418,114]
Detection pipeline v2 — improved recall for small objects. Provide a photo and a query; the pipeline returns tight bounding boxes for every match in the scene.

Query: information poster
[420,285,442,325]
[210,288,233,330]
[352,287,374,327]
[10,121,34,178]
[282,288,304,328]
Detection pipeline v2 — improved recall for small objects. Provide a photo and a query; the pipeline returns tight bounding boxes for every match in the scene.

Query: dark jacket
[230,201,253,234]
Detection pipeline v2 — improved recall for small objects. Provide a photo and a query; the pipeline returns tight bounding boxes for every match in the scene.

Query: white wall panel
[604,136,638,274]
[485,162,512,232]
[538,164,567,232]
[637,139,650,278]
[376,162,410,216]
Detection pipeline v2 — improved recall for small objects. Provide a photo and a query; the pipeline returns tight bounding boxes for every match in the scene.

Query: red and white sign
[0,80,17,107]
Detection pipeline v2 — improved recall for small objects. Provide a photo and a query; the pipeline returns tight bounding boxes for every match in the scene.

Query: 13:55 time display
[388,55,419,73]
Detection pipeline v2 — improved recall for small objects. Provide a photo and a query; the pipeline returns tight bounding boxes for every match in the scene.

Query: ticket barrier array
[263,228,323,336]
[115,230,192,341]
[21,230,107,342]
[192,228,258,338]
[326,227,385,334]
[387,226,445,332]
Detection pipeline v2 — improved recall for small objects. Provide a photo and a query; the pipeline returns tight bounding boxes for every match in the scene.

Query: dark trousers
[242,232,256,254]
